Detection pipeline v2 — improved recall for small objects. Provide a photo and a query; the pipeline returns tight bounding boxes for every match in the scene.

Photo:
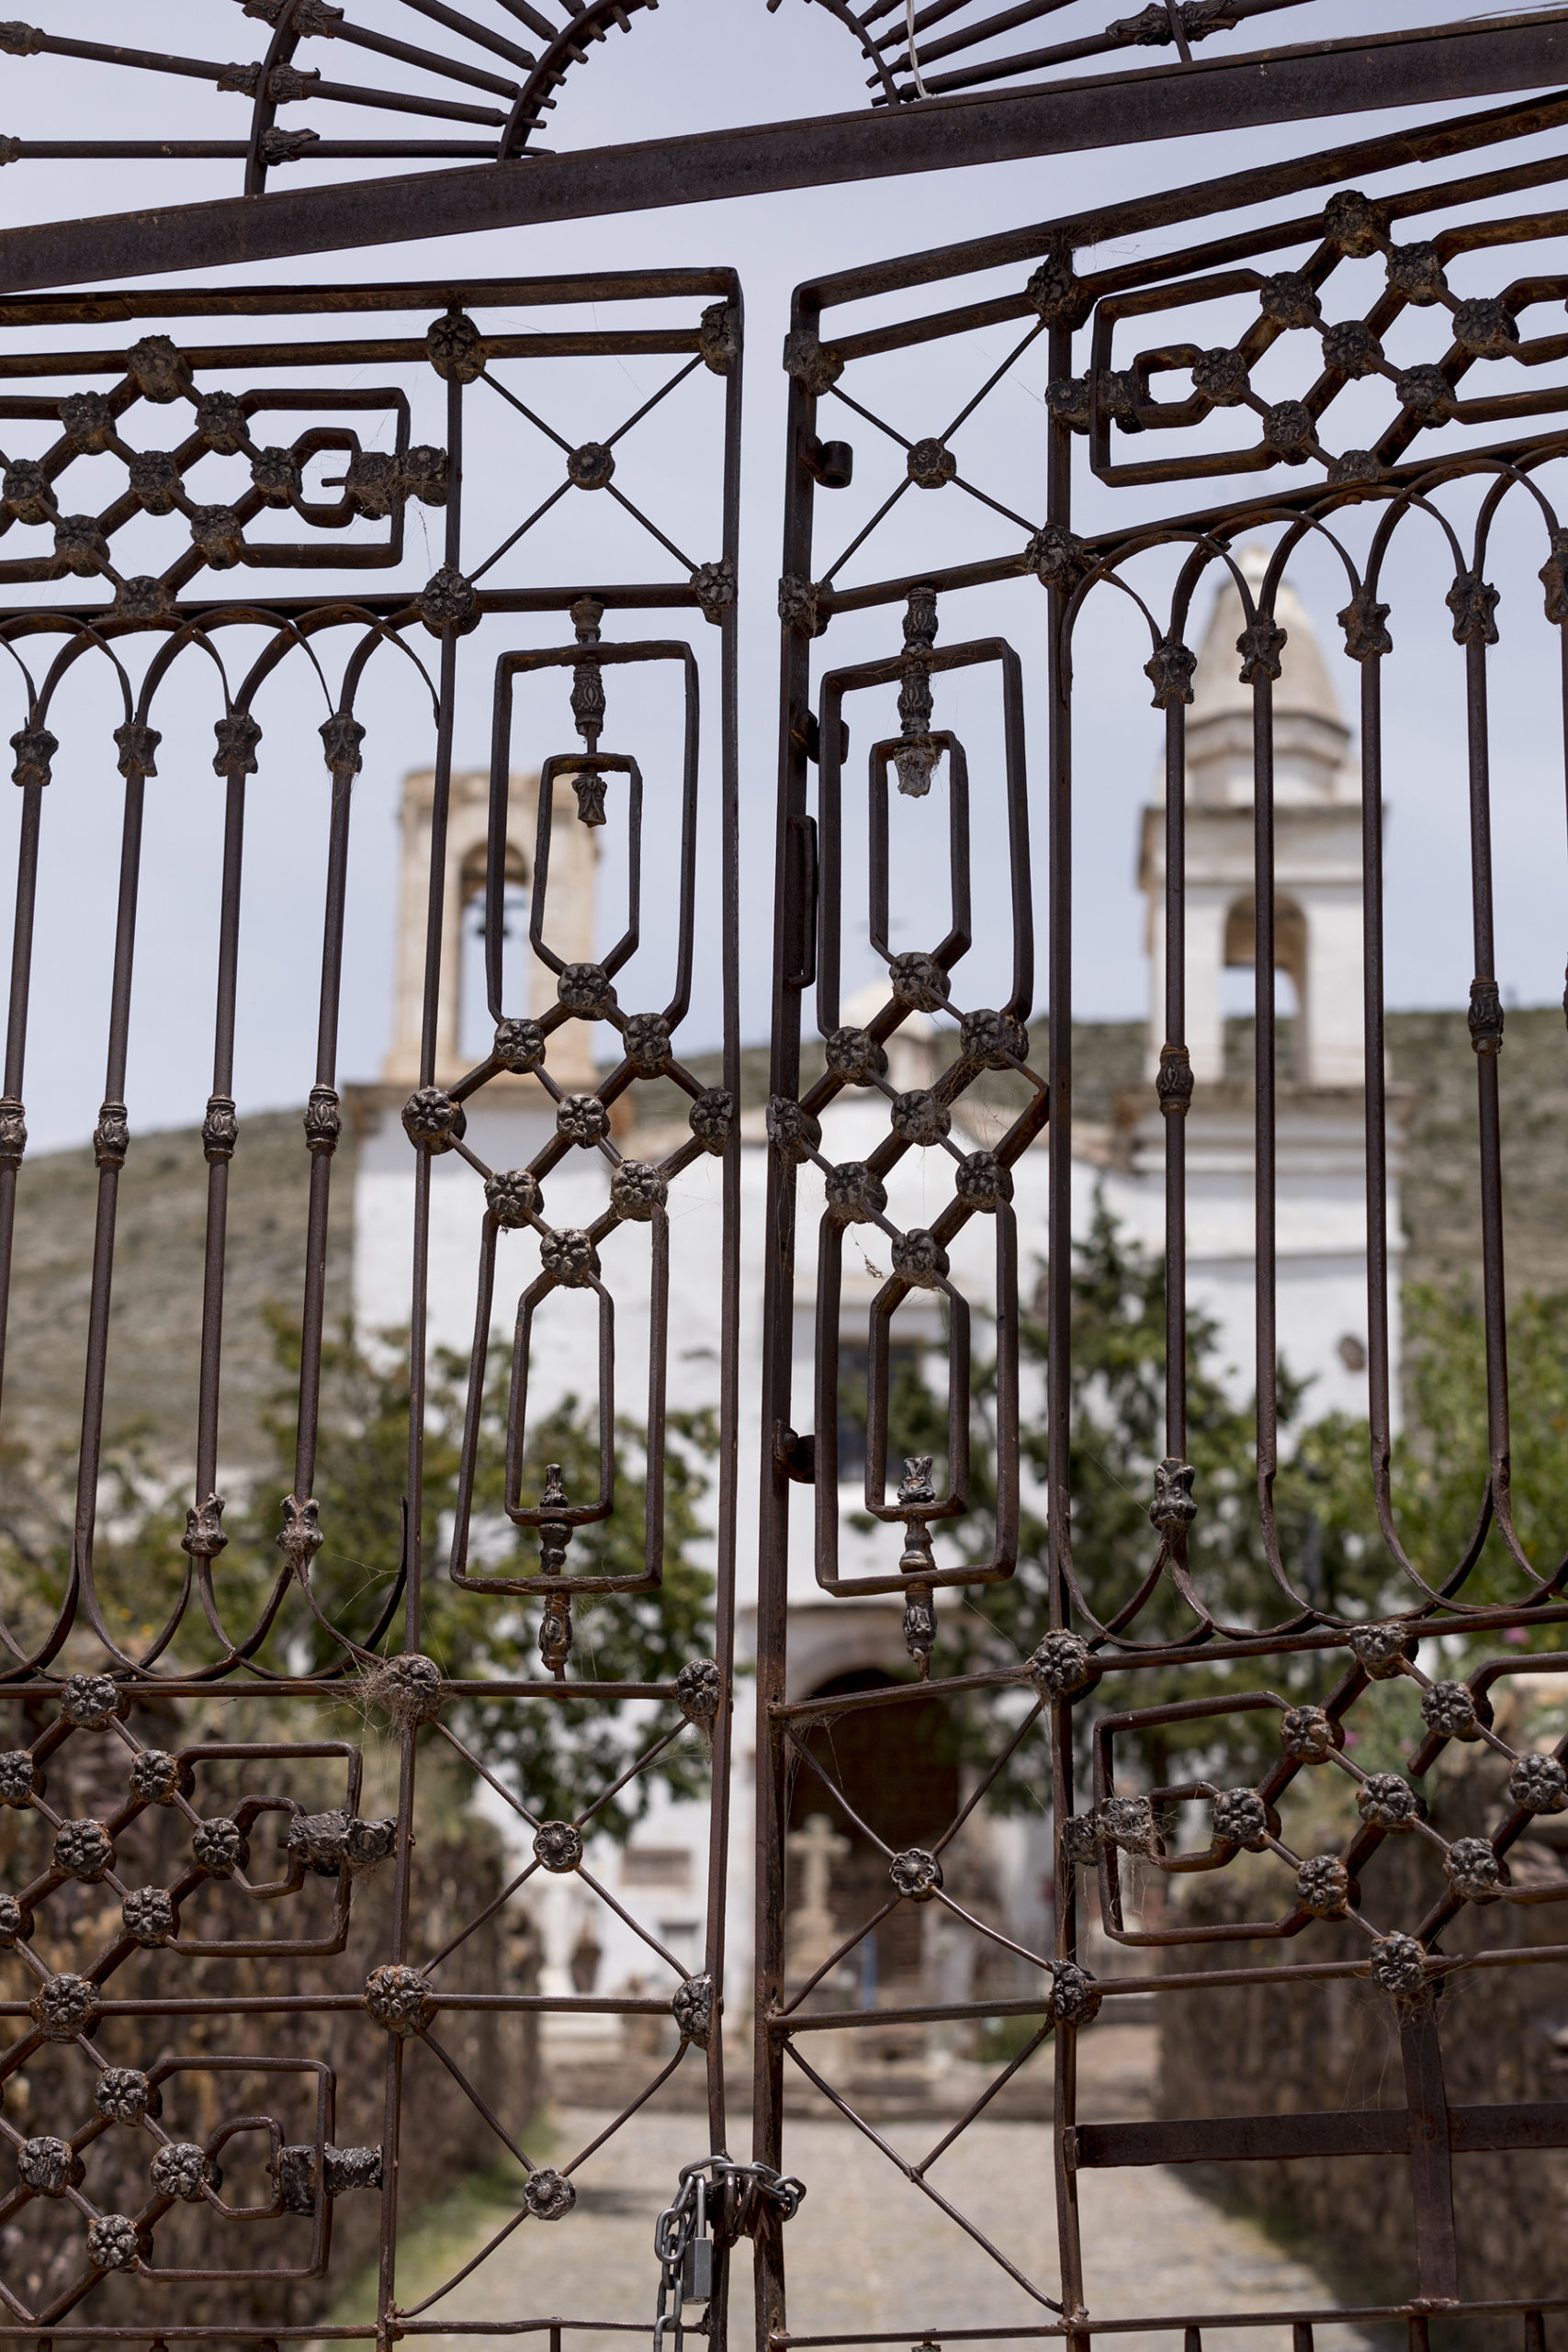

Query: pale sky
[4,0,1566,1151]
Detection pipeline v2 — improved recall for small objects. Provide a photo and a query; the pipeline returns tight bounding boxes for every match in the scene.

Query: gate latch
[654,2157,806,2351]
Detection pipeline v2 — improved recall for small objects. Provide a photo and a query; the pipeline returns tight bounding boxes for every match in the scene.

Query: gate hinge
[789,710,850,766]
[799,431,854,490]
[784,813,818,990]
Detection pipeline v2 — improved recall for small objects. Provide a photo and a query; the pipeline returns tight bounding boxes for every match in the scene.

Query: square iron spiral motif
[0,271,742,2335]
[755,84,1568,2352]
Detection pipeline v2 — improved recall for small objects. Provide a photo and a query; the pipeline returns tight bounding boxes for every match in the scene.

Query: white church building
[346,549,1401,2063]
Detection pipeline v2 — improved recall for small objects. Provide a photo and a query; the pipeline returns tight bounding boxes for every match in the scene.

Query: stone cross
[786,1811,851,1982]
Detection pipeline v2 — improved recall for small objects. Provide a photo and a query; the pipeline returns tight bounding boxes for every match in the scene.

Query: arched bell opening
[457,837,531,1065]
[383,768,597,1091]
[1222,890,1308,1081]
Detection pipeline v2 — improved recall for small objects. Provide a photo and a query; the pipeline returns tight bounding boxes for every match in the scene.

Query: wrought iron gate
[756,79,1568,2352]
[3,18,1568,2352]
[0,264,746,2338]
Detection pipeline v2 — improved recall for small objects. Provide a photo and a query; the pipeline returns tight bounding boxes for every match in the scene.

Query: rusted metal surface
[755,79,1568,2351]
[0,270,742,2337]
[6,13,1568,294]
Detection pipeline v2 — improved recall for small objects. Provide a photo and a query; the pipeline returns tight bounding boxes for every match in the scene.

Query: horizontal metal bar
[0,328,701,378]
[772,2310,1568,2349]
[0,1677,682,1699]
[1064,2105,1568,2169]
[812,82,1568,311]
[2,15,1566,291]
[768,1597,1568,1693]
[0,1992,677,2017]
[776,1941,1568,2030]
[0,266,734,326]
[1450,2101,1568,2154]
[0,2326,659,2342]
[0,1611,1562,1710]
[0,582,705,631]
[0,141,499,161]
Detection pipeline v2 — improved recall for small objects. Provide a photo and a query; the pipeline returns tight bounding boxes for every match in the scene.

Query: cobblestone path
[410,2098,1371,2352]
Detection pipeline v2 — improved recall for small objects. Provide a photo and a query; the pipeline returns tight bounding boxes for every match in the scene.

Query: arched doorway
[784,1667,960,2007]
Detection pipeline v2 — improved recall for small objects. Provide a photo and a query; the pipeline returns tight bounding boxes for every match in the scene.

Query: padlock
[681,2171,713,2303]
[681,2236,715,2304]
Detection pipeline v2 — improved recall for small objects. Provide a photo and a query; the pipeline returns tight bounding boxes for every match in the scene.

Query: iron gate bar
[0,334,704,378]
[773,2320,1568,2346]
[6,15,1568,295]
[0,2329,664,2341]
[0,2326,657,2341]
[1068,2103,1568,2166]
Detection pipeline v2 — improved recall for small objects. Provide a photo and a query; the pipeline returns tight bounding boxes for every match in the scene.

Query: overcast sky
[3,1,1566,1152]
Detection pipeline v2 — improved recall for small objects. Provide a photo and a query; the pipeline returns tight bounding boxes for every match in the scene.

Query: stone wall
[1384,1007,1568,1303]
[0,1695,537,2332]
[1155,1751,1568,2328]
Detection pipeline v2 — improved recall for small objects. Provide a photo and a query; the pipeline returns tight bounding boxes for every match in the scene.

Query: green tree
[1388,1278,1568,1600]
[0,1315,716,1837]
[919,1199,1378,1792]
[273,1316,716,1830]
[893,1198,1568,1796]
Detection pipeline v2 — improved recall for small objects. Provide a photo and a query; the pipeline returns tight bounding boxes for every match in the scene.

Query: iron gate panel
[0,267,743,2341]
[757,83,1568,2352]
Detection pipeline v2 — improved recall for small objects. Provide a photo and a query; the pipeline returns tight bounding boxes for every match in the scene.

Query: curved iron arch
[0,0,1322,197]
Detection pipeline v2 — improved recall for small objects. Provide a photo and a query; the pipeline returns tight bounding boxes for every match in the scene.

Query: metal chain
[653,2157,807,2352]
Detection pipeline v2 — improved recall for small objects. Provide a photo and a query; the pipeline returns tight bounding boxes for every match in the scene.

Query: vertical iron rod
[1162,685,1188,1462]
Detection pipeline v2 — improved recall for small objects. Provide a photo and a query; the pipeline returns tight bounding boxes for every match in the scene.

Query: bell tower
[1121,548,1404,1420]
[1138,546,1371,1087]
[382,767,598,1092]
